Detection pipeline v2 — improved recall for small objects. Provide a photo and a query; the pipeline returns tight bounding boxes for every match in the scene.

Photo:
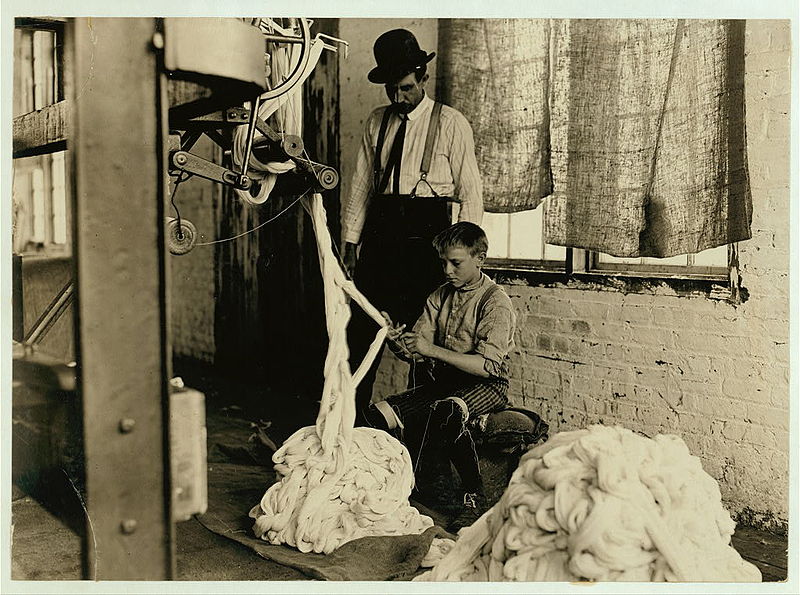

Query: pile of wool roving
[415,425,761,582]
[249,194,433,554]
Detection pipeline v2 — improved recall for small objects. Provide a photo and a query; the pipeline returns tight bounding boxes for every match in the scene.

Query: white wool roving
[415,425,762,582]
[249,194,433,554]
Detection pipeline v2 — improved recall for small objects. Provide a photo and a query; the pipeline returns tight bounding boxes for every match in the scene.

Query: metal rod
[261,33,304,45]
[23,279,74,346]
[292,157,339,190]
[240,95,260,182]
[12,254,24,342]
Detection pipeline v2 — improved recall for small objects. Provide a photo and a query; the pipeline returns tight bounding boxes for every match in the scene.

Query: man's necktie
[392,114,407,195]
[379,113,407,194]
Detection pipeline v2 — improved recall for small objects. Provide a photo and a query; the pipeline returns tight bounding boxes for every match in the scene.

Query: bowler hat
[367,29,436,84]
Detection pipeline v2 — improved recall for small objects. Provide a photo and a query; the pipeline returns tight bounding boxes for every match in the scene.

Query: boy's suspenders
[443,281,501,343]
[475,283,501,330]
[373,102,444,196]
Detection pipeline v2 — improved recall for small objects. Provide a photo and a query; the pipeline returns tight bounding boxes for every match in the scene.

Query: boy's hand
[381,311,405,339]
[381,311,413,358]
[401,331,434,358]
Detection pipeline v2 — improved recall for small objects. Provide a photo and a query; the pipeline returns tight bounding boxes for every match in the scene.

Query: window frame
[481,207,569,271]
[12,18,71,258]
[581,247,730,282]
[481,211,739,302]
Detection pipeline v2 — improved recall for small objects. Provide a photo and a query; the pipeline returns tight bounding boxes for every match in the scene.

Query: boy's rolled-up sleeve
[473,296,516,377]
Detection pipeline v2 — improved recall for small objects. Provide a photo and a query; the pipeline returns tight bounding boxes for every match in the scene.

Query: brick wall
[371,20,790,529]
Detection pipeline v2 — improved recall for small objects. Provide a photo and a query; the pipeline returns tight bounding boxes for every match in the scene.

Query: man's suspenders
[373,107,394,191]
[413,102,443,197]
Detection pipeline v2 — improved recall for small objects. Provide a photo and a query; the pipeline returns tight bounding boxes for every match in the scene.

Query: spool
[281,134,304,158]
[315,166,339,190]
[166,217,197,255]
[293,158,339,190]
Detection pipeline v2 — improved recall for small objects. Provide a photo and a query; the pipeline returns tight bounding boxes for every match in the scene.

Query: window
[590,244,728,279]
[13,151,69,255]
[13,20,69,257]
[14,25,62,115]
[482,200,731,284]
[483,209,566,267]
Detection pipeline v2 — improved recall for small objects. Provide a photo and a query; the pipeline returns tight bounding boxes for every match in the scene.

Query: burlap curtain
[437,19,553,213]
[545,19,751,257]
[439,19,752,258]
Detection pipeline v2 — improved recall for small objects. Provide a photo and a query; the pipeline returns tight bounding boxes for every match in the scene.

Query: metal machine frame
[11,16,338,579]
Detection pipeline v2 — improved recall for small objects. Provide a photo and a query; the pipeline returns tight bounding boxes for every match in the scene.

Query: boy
[364,222,516,529]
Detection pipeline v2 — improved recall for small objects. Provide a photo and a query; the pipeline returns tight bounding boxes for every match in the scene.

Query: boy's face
[439,245,485,289]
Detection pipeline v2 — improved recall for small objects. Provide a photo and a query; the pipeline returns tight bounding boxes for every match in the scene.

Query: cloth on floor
[196,461,453,581]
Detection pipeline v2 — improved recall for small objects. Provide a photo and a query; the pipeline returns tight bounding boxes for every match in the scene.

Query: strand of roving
[249,193,433,554]
[231,38,325,206]
[415,425,761,582]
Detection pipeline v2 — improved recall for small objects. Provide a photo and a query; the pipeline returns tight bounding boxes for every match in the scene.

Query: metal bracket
[315,33,350,59]
[174,107,304,160]
[178,130,202,152]
[183,107,250,126]
[170,150,251,190]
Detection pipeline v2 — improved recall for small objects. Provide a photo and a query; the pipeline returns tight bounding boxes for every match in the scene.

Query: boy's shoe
[447,490,487,533]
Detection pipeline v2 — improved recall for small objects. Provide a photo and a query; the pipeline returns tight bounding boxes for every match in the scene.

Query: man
[341,29,484,422]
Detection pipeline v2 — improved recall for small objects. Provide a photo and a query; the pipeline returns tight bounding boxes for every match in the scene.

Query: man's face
[385,71,427,113]
[439,245,485,289]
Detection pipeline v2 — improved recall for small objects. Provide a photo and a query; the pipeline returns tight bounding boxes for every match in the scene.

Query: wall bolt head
[120,519,137,534]
[119,418,136,433]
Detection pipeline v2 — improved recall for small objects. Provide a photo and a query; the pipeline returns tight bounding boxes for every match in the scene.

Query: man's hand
[342,242,358,278]
[401,331,434,359]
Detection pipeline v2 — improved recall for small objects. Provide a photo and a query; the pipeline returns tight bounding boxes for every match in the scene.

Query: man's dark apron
[355,102,455,329]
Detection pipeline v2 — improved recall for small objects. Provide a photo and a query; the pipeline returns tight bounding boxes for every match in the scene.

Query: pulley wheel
[166,217,197,255]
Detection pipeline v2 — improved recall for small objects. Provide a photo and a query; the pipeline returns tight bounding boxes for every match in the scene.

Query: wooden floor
[730,526,789,583]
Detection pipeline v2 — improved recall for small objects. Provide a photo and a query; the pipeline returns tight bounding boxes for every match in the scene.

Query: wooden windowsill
[13,101,69,158]
[485,265,739,303]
